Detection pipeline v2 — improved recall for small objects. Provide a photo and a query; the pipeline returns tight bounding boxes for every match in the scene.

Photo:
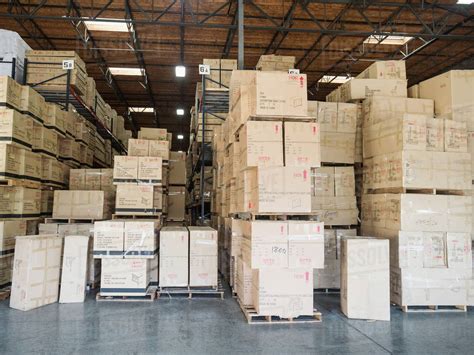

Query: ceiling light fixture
[364,35,414,45]
[457,0,474,4]
[129,107,154,113]
[83,18,129,32]
[177,134,184,140]
[177,108,184,116]
[109,67,144,76]
[175,66,186,77]
[318,75,351,84]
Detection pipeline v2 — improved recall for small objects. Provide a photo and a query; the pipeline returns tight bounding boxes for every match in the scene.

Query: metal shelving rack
[189,68,230,224]
[23,58,127,155]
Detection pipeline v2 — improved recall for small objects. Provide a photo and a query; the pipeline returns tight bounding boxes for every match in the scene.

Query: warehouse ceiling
[1,0,474,150]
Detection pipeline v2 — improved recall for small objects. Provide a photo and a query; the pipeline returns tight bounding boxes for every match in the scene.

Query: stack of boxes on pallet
[213,68,325,318]
[327,61,473,309]
[115,127,170,217]
[159,226,218,289]
[168,151,187,222]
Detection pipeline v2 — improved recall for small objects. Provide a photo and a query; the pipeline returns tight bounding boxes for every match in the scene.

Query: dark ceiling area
[1,0,473,151]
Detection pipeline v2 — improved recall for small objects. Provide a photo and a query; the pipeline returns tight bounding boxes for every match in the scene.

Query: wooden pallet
[0,179,41,189]
[157,280,225,299]
[96,288,157,302]
[112,214,162,220]
[0,287,11,301]
[398,304,468,313]
[314,288,340,294]
[44,218,98,224]
[231,212,321,221]
[237,298,322,324]
[365,187,469,196]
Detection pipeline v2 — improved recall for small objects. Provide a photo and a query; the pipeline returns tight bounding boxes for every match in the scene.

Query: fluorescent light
[364,35,414,45]
[109,67,144,76]
[176,108,184,116]
[318,75,351,84]
[129,107,154,113]
[457,0,474,3]
[175,66,186,77]
[177,134,184,140]
[84,18,129,32]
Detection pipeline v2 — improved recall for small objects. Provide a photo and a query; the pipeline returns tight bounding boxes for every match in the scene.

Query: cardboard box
[284,121,321,167]
[313,228,357,289]
[236,256,253,306]
[287,221,324,269]
[167,186,186,221]
[0,220,27,257]
[58,136,80,164]
[159,226,189,287]
[59,235,90,303]
[0,108,34,149]
[100,258,153,296]
[311,167,335,196]
[44,103,66,137]
[320,132,356,164]
[138,128,167,141]
[426,118,444,152]
[339,79,407,102]
[311,196,358,226]
[149,140,170,162]
[52,190,113,220]
[69,168,114,191]
[115,185,162,215]
[40,189,54,216]
[244,166,312,213]
[189,227,218,286]
[138,156,162,185]
[357,60,406,80]
[341,237,390,321]
[444,119,467,153]
[239,121,283,168]
[252,268,314,318]
[113,156,139,183]
[0,76,22,111]
[33,125,58,158]
[169,151,186,185]
[20,86,46,124]
[41,156,65,186]
[0,143,23,181]
[418,70,474,129]
[203,58,236,88]
[10,234,63,311]
[0,186,41,218]
[124,221,159,258]
[93,221,124,258]
[128,139,149,156]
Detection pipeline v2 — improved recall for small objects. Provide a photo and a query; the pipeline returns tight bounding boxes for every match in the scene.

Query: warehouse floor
[0,288,473,354]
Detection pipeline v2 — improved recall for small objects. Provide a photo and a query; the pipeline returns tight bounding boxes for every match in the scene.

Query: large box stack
[255,55,295,72]
[212,70,327,319]
[93,219,159,296]
[116,128,170,217]
[305,100,359,290]
[338,62,474,309]
[168,151,186,221]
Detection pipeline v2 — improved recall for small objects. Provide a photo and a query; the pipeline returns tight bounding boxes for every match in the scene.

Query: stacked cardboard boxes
[168,151,186,221]
[256,55,296,72]
[114,128,170,216]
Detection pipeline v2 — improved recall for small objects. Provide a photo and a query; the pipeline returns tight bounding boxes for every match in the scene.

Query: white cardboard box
[159,226,189,287]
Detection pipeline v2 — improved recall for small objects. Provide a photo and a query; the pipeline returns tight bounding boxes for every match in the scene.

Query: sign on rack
[288,68,300,74]
[199,64,211,75]
[62,60,75,70]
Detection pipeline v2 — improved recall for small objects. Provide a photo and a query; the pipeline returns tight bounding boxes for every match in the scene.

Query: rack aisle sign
[62,60,75,70]
[199,64,210,75]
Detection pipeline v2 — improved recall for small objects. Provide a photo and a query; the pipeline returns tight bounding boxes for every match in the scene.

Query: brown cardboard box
[341,237,390,321]
[444,119,468,152]
[159,226,189,287]
[339,79,407,102]
[115,185,162,215]
[167,186,186,221]
[10,234,63,311]
[41,156,65,186]
[0,108,34,149]
[0,220,27,257]
[138,128,168,141]
[44,103,66,137]
[52,190,113,219]
[69,168,114,190]
[113,156,139,183]
[426,118,444,152]
[239,120,283,168]
[252,268,314,318]
[320,132,356,164]
[33,125,58,158]
[311,167,335,196]
[0,186,41,218]
[20,86,46,124]
[58,136,80,164]
[203,58,236,88]
[149,140,170,162]
[189,226,218,287]
[169,151,186,185]
[0,143,22,180]
[40,189,53,216]
[357,60,406,80]
[0,76,22,111]
[311,196,358,225]
[138,156,162,185]
[287,221,324,269]
[284,121,321,167]
[256,54,295,72]
[128,139,149,156]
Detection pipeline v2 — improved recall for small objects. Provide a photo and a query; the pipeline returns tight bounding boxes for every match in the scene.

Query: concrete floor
[0,288,473,354]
